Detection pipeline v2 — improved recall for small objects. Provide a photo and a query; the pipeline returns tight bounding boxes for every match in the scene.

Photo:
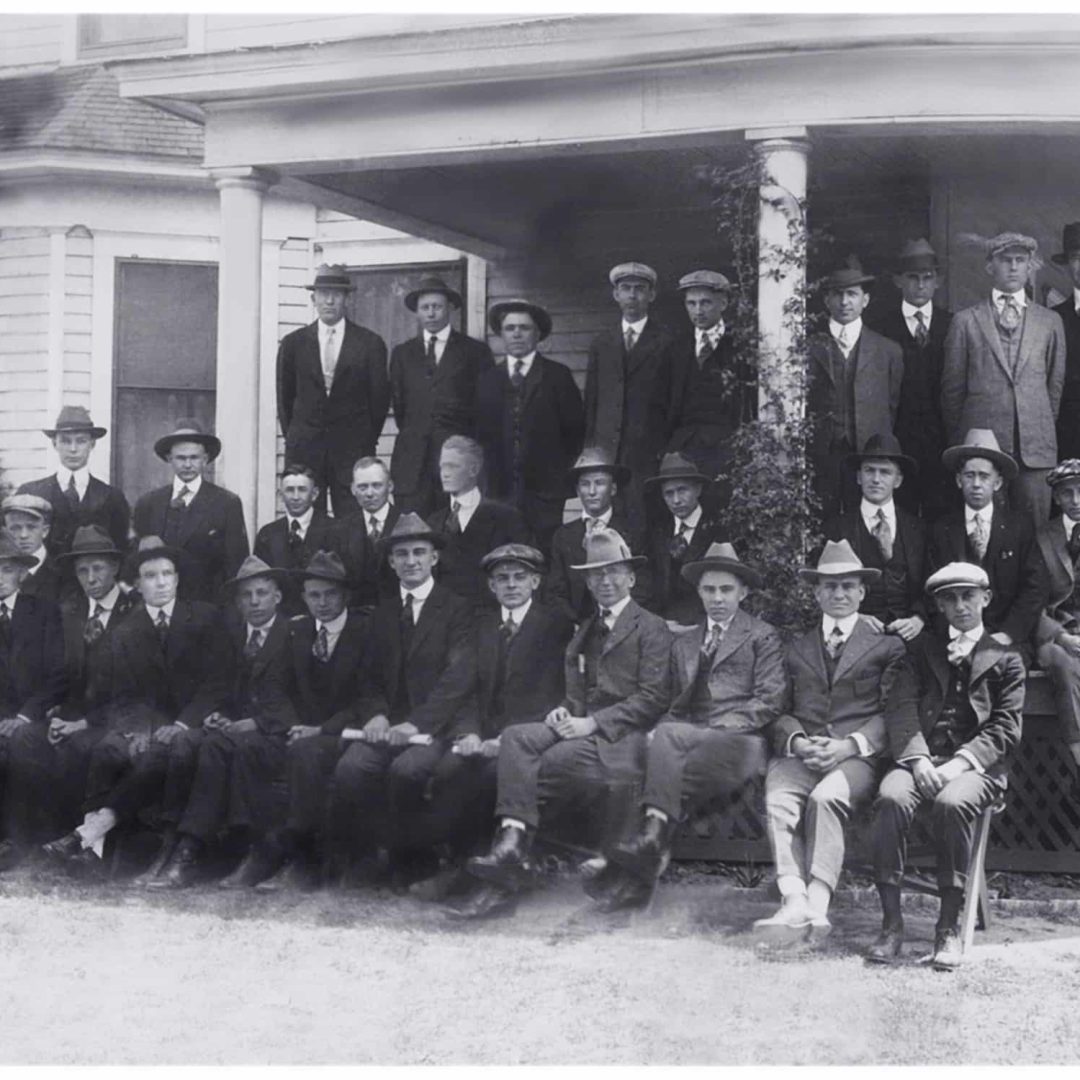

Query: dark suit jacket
[928,507,1042,645]
[475,353,584,504]
[223,615,299,736]
[1051,298,1080,460]
[0,592,66,723]
[97,600,231,733]
[288,610,368,736]
[885,631,1024,783]
[427,498,531,611]
[662,609,787,731]
[276,318,390,482]
[18,473,130,559]
[254,510,340,615]
[466,600,573,740]
[19,555,65,606]
[133,481,249,603]
[390,329,494,495]
[770,617,907,756]
[646,510,725,625]
[332,504,402,610]
[357,583,475,737]
[1033,519,1080,646]
[667,330,749,456]
[942,299,1066,467]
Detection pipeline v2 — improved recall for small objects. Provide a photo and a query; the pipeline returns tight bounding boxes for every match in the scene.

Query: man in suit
[822,433,927,644]
[132,421,249,604]
[754,540,906,942]
[42,537,231,876]
[544,447,648,625]
[456,529,671,919]
[942,232,1066,525]
[600,544,786,911]
[1050,223,1080,461]
[865,240,954,520]
[475,299,584,554]
[332,456,400,611]
[426,435,530,612]
[0,526,135,870]
[144,556,299,889]
[2,494,64,604]
[929,429,1042,662]
[644,451,725,630]
[390,276,493,517]
[584,262,679,536]
[329,513,475,889]
[276,264,390,516]
[869,563,1023,970]
[17,405,130,559]
[807,257,904,519]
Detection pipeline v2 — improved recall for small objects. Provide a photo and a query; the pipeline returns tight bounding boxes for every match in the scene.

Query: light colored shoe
[579,855,608,880]
[804,915,833,946]
[752,896,811,941]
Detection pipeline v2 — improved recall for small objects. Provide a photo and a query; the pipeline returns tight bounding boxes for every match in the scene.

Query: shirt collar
[318,318,344,341]
[1063,514,1080,540]
[366,502,391,527]
[696,321,725,344]
[316,608,348,635]
[56,465,90,493]
[0,592,19,613]
[247,615,276,638]
[502,597,533,625]
[172,474,202,499]
[861,498,896,524]
[453,487,482,511]
[822,612,860,639]
[29,546,48,572]
[400,575,436,604]
[707,612,736,635]
[622,316,648,335]
[91,585,121,613]
[901,301,933,320]
[147,597,177,620]
[600,593,633,623]
[674,505,703,532]
[992,288,1027,308]
[508,351,536,374]
[829,317,862,343]
[948,623,983,641]
[427,324,451,344]
[288,506,315,530]
[584,506,613,527]
[965,503,994,526]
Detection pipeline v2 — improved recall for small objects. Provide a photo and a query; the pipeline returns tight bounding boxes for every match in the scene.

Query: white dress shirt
[501,597,533,627]
[0,592,19,619]
[365,502,392,537]
[901,300,933,338]
[506,351,536,380]
[28,546,48,575]
[965,502,994,538]
[992,289,1027,313]
[246,614,276,649]
[171,474,202,504]
[598,593,633,631]
[860,498,897,538]
[146,597,177,626]
[424,324,452,365]
[315,608,348,659]
[829,317,862,357]
[88,585,122,629]
[673,504,703,540]
[450,486,482,532]
[318,318,344,377]
[622,316,648,341]
[400,573,436,622]
[56,466,90,500]
[286,506,315,540]
[695,322,725,355]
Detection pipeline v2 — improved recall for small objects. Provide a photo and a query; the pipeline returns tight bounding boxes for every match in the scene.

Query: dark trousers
[1038,640,1080,745]
[105,728,204,825]
[641,724,767,822]
[285,733,346,839]
[872,766,1001,891]
[399,750,498,856]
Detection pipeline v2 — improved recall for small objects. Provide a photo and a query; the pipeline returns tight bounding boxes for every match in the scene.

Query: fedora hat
[2,493,52,522]
[677,269,736,294]
[43,405,106,439]
[844,432,918,476]
[568,446,631,486]
[821,255,874,291]
[925,561,990,595]
[382,511,446,551]
[480,543,545,575]
[154,419,221,463]
[570,528,646,572]
[941,428,1018,481]
[291,549,349,585]
[1052,222,1080,266]
[488,298,552,341]
[799,539,882,582]
[224,554,288,590]
[0,528,37,568]
[57,524,123,564]
[681,541,763,590]
[609,262,658,287]
[404,275,463,312]
[129,535,186,575]
[645,451,712,487]
[894,238,943,274]
[304,264,355,292]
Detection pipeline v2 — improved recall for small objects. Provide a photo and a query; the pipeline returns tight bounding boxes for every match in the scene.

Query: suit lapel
[793,627,829,684]
[165,601,191,668]
[602,601,638,656]
[968,633,999,688]
[711,609,751,669]
[178,484,210,545]
[478,615,500,712]
[520,354,545,411]
[626,322,660,376]
[252,617,288,679]
[925,636,951,698]
[833,618,877,683]
[1049,522,1073,582]
[305,323,328,395]
[409,586,443,658]
[973,301,1012,383]
[681,623,706,687]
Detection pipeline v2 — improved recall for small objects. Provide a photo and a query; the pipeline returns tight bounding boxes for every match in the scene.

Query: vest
[927,656,979,761]
[827,337,860,450]
[680,343,739,430]
[502,374,527,500]
[856,513,912,622]
[582,618,612,711]
[994,304,1024,377]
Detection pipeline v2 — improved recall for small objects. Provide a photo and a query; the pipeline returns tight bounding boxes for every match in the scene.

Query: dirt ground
[3,870,1080,1065]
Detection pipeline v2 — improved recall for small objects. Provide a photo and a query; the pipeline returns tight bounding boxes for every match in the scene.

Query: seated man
[644,451,725,630]
[823,433,927,645]
[755,539,906,942]
[42,537,231,875]
[2,494,64,604]
[142,556,298,889]
[869,563,1023,970]
[0,526,135,870]
[455,529,671,920]
[601,543,786,911]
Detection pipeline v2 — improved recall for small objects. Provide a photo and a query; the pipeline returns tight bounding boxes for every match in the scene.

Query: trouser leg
[871,766,924,886]
[329,740,395,856]
[84,733,133,813]
[804,757,878,891]
[764,756,821,888]
[177,729,237,842]
[159,728,205,827]
[385,741,448,855]
[931,771,999,892]
[106,742,172,822]
[494,722,561,828]
[534,735,607,844]
[227,729,288,837]
[1038,641,1080,746]
[285,734,343,838]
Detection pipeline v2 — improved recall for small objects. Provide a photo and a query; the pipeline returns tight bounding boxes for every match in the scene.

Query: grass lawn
[2,869,1080,1065]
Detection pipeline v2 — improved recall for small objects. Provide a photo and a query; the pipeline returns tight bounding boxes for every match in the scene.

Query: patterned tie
[83,602,106,646]
[836,325,852,356]
[368,514,382,542]
[312,625,330,662]
[170,484,191,512]
[447,500,462,535]
[288,517,303,554]
[669,521,691,561]
[914,310,928,347]
[323,326,338,389]
[701,621,724,660]
[872,508,894,562]
[426,333,438,370]
[969,513,989,562]
[825,624,846,660]
[500,614,518,643]
[598,607,613,636]
[999,295,1022,331]
[65,473,80,508]
[510,359,525,390]
[1069,522,1080,563]
[624,327,637,354]
[244,628,263,660]
[697,332,714,365]
[155,608,169,646]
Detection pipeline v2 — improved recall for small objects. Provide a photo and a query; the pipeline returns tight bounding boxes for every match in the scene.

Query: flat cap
[1047,459,1080,488]
[609,262,657,287]
[985,232,1038,259]
[480,543,545,575]
[2,493,52,521]
[925,562,990,594]
[677,269,736,293]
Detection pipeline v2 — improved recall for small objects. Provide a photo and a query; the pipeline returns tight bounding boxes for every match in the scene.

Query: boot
[218,842,282,890]
[130,829,178,888]
[608,811,674,884]
[467,824,534,892]
[146,835,202,890]
[866,883,904,964]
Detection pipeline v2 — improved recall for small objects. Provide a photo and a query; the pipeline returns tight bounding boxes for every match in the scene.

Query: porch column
[212,166,276,537]
[747,128,809,428]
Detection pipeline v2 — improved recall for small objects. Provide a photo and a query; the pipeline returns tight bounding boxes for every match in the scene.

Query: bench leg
[960,808,994,954]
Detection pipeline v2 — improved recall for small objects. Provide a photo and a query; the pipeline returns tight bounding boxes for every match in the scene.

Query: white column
[748,128,809,428]
[212,166,275,538]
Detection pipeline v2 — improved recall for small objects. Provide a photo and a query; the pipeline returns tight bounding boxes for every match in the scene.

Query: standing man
[475,298,584,555]
[132,421,249,604]
[18,406,130,558]
[807,257,905,519]
[276,264,390,516]
[584,262,678,535]
[333,456,401,611]
[1050,223,1080,461]
[1,494,64,604]
[942,232,1066,525]
[866,240,954,519]
[390,276,493,517]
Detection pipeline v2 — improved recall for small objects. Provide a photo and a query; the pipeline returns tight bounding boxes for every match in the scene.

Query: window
[76,14,188,59]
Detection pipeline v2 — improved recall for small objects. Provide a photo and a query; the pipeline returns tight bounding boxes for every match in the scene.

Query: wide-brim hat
[844,432,918,475]
[381,511,446,551]
[570,527,646,571]
[645,451,712,487]
[1047,459,1080,489]
[404,275,463,311]
[57,524,123,564]
[821,255,874,291]
[2,493,53,523]
[799,539,882,582]
[893,238,943,274]
[0,528,38,568]
[925,561,990,595]
[1051,222,1080,266]
[43,404,106,439]
[304,264,355,292]
[225,554,289,590]
[480,543,545,575]
[681,541,763,589]
[128,536,186,575]
[677,269,736,294]
[289,549,349,585]
[488,299,552,341]
[154,420,222,462]
[941,428,1018,481]
[568,446,631,486]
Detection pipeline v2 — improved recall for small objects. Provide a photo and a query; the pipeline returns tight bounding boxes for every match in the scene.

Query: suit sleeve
[888,341,903,428]
[19,602,67,723]
[1001,523,1044,645]
[851,637,908,754]
[940,315,968,444]
[592,617,673,741]
[224,493,251,579]
[366,333,391,446]
[956,650,1025,772]
[583,341,600,444]
[109,489,132,551]
[253,525,272,567]
[1047,308,1067,420]
[768,661,804,756]
[722,627,789,733]
[407,598,478,736]
[558,364,586,466]
[276,334,296,437]
[542,534,577,623]
[884,651,928,762]
[389,345,407,433]
[177,611,234,729]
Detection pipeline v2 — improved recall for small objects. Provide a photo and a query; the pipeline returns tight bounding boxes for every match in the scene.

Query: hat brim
[154,433,222,462]
[798,566,882,582]
[380,530,447,552]
[893,258,944,274]
[481,556,545,575]
[57,545,123,564]
[128,544,187,574]
[304,282,355,292]
[0,552,39,569]
[1051,252,1080,266]
[644,469,712,487]
[488,302,553,341]
[823,275,875,290]
[405,286,463,311]
[843,450,919,475]
[941,445,1019,481]
[570,555,647,572]
[680,557,762,590]
[43,425,107,439]
[570,462,633,486]
[225,567,290,590]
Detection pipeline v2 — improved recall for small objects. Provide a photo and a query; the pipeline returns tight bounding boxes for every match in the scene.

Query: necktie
[947,633,973,666]
[447,499,462,535]
[170,485,191,512]
[826,624,845,660]
[401,593,415,628]
[999,295,1021,331]
[913,310,928,347]
[323,326,338,388]
[0,603,9,650]
[288,517,303,551]
[84,602,106,646]
[510,359,525,390]
[1069,523,1080,562]
[598,607,613,636]
[244,628,263,660]
[368,514,382,542]
[836,325,851,355]
[313,625,330,662]
[500,615,518,643]
[585,516,603,536]
[697,333,714,365]
[624,327,636,353]
[65,473,80,508]
[701,622,724,660]
[669,521,691,560]
[155,608,169,646]
[970,513,989,562]
[872,508,894,562]
[426,334,438,369]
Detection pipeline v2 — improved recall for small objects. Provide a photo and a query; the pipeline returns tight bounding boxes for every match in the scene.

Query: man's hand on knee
[387,721,419,747]
[911,756,944,797]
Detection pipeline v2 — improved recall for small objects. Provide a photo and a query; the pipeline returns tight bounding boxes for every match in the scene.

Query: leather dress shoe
[131,832,179,888]
[218,844,283,890]
[467,825,534,892]
[445,882,518,920]
[608,814,673,884]
[409,864,472,903]
[65,846,109,880]
[257,854,323,893]
[581,858,620,901]
[593,871,655,914]
[931,927,964,971]
[0,839,29,873]
[866,924,905,964]
[146,837,201,890]
[42,832,83,863]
